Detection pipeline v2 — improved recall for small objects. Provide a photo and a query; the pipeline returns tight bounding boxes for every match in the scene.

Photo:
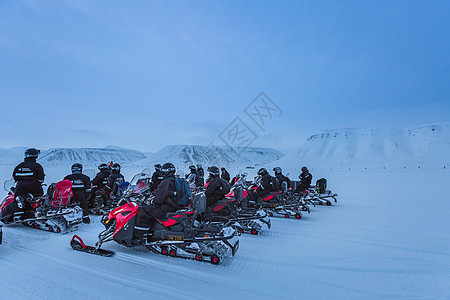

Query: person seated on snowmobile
[295,166,313,193]
[106,163,125,201]
[150,164,164,191]
[133,163,185,244]
[90,163,111,208]
[221,167,231,183]
[185,165,200,186]
[273,167,291,190]
[196,164,205,186]
[249,168,275,203]
[64,163,91,224]
[12,148,45,214]
[204,166,231,218]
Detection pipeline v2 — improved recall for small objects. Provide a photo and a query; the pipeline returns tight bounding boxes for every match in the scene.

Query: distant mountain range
[0,145,284,168]
[128,145,284,168]
[285,123,450,171]
[1,123,448,171]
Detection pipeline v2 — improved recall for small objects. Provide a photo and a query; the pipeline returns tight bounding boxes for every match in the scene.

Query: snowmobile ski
[70,235,115,257]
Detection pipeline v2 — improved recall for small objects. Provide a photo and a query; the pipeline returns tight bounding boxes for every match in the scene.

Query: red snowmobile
[71,192,239,265]
[204,174,271,235]
[0,179,83,233]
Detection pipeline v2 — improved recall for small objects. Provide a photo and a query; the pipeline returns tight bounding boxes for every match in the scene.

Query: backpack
[218,178,231,195]
[174,178,192,206]
[316,178,327,194]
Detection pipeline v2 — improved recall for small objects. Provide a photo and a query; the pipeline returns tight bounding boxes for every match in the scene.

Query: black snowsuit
[196,167,205,186]
[275,173,291,189]
[252,173,274,202]
[205,177,231,218]
[134,175,183,238]
[91,170,110,207]
[221,169,231,182]
[150,170,164,191]
[64,173,91,217]
[13,157,45,198]
[107,171,125,196]
[205,177,231,207]
[295,171,312,192]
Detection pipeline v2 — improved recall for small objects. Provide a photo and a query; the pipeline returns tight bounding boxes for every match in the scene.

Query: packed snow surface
[1,167,449,299]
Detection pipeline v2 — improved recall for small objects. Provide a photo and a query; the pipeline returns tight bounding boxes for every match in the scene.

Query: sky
[0,0,449,153]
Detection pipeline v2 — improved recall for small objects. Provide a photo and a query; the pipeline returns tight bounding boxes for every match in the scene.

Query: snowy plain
[1,165,449,299]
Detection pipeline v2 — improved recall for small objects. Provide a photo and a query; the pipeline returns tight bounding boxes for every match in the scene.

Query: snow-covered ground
[1,167,449,299]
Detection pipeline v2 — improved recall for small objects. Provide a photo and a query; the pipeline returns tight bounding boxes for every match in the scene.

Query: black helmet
[221,167,226,171]
[161,162,176,177]
[154,164,162,171]
[71,163,83,174]
[209,166,220,177]
[98,163,109,172]
[189,165,196,171]
[273,167,282,174]
[111,163,121,172]
[301,166,308,173]
[257,168,268,176]
[25,148,40,159]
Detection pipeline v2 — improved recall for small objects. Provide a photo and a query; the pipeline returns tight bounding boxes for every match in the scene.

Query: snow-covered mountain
[0,149,20,165]
[290,123,450,171]
[127,145,284,168]
[38,148,147,166]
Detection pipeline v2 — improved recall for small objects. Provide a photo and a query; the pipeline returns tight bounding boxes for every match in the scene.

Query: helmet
[197,164,202,168]
[161,163,176,177]
[71,163,83,174]
[209,166,220,177]
[221,167,226,171]
[273,167,282,174]
[154,164,162,171]
[111,163,121,172]
[257,168,268,176]
[24,148,40,159]
[189,165,196,171]
[301,166,308,173]
[98,163,109,172]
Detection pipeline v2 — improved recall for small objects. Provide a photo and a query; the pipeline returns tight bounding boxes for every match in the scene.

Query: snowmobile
[292,179,338,206]
[0,179,83,233]
[246,178,305,219]
[205,174,271,235]
[90,177,132,215]
[71,192,239,265]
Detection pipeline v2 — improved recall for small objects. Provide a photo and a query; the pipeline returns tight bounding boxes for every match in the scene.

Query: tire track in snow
[6,244,200,299]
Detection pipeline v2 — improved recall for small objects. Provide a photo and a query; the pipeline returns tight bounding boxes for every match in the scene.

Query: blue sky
[0,0,449,152]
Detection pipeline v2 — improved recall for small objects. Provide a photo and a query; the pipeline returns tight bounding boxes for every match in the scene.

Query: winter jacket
[91,171,110,188]
[13,158,45,183]
[221,170,231,182]
[205,177,231,206]
[64,173,91,191]
[299,171,312,187]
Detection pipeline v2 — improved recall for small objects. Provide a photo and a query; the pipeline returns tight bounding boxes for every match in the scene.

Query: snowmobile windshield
[232,173,248,189]
[186,173,197,188]
[4,179,15,193]
[84,169,96,179]
[125,173,151,196]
